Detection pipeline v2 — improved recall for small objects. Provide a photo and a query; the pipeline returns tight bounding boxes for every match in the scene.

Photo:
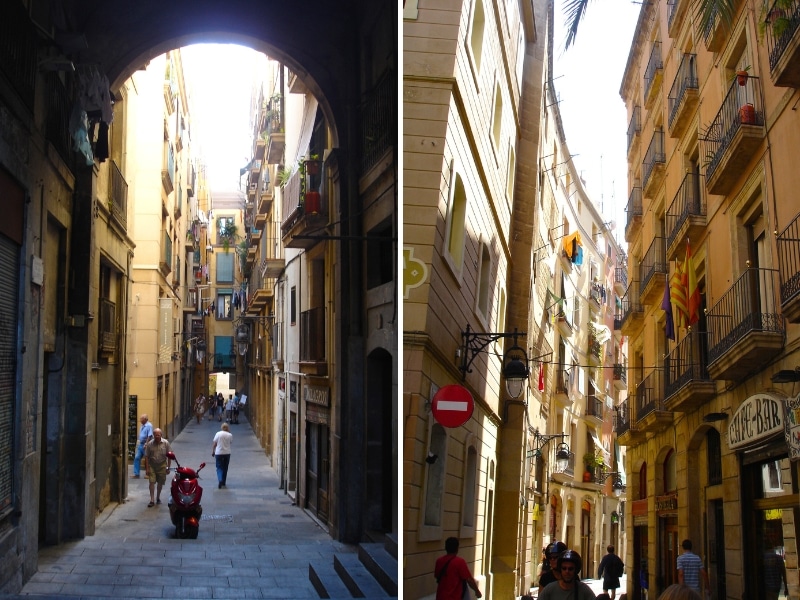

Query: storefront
[730,392,798,600]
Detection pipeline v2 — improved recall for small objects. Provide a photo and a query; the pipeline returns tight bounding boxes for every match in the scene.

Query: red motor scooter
[166,451,205,539]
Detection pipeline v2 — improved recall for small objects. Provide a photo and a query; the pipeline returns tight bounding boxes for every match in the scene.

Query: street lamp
[771,367,800,383]
[233,314,275,356]
[596,466,626,497]
[459,325,529,399]
[527,429,571,471]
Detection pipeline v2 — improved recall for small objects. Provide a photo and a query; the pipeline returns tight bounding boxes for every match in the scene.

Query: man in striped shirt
[677,539,710,596]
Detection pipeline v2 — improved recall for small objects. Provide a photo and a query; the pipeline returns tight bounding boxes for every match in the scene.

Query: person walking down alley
[212,422,233,489]
[598,544,624,599]
[216,393,224,421]
[434,537,482,600]
[226,395,235,423]
[144,428,172,507]
[677,539,710,596]
[538,549,595,600]
[194,394,205,424]
[131,414,153,478]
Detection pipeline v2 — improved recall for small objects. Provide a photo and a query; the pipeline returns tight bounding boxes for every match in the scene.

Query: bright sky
[552,1,642,250]
[181,44,269,193]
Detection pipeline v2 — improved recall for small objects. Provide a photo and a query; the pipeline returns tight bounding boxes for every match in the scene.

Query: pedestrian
[233,392,240,424]
[539,549,595,600]
[657,584,701,600]
[598,544,624,599]
[194,394,205,424]
[226,394,235,422]
[434,537,482,599]
[211,422,233,489]
[208,395,216,420]
[538,541,567,594]
[677,540,710,596]
[216,393,224,421]
[131,414,153,478]
[143,428,171,507]
[763,546,788,600]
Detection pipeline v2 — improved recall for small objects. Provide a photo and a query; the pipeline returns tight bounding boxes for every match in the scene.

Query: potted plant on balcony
[759,0,793,39]
[302,155,322,214]
[734,65,750,86]
[583,451,604,482]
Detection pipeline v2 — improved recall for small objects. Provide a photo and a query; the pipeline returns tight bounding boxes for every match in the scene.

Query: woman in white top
[211,422,233,488]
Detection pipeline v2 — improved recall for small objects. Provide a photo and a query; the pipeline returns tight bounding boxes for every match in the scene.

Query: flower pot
[736,70,749,86]
[740,103,756,125]
[304,160,321,176]
[304,191,321,214]
[583,471,593,482]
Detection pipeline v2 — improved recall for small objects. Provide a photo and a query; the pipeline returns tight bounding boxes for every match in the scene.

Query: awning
[615,442,626,484]
[590,429,610,464]
[292,95,319,166]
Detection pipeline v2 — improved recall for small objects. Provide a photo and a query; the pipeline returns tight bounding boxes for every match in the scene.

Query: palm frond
[694,0,738,39]
[563,0,592,49]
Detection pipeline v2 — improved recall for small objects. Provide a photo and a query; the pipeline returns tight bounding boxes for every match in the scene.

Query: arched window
[462,444,478,530]
[469,0,485,73]
[445,173,467,272]
[476,241,492,318]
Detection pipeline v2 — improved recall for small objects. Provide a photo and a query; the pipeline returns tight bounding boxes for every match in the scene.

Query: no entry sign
[432,385,474,428]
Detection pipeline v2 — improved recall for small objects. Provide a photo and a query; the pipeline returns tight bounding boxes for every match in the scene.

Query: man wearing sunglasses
[539,549,596,599]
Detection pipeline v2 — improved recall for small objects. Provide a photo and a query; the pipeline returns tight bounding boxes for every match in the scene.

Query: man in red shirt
[435,537,483,599]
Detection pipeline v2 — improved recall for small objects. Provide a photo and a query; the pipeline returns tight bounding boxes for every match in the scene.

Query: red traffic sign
[432,385,474,428]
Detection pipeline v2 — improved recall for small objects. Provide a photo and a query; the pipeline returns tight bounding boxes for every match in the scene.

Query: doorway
[660,517,678,589]
[305,420,329,521]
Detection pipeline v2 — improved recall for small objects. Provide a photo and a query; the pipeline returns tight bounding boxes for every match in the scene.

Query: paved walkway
[9,413,359,599]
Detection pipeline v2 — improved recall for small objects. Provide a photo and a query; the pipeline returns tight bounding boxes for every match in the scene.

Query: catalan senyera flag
[685,241,701,326]
[662,273,675,340]
[670,261,688,329]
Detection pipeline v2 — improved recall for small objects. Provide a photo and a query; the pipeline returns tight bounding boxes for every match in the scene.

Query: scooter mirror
[199,462,206,469]
[166,451,177,460]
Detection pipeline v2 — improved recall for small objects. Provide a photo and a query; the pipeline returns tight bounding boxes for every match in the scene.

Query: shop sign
[728,393,785,451]
[304,385,329,407]
[785,394,800,460]
[655,494,678,512]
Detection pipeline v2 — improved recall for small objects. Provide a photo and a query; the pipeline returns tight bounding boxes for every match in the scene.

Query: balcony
[706,267,785,380]
[642,130,666,198]
[98,298,116,356]
[639,237,667,304]
[620,280,644,336]
[159,232,172,277]
[556,313,574,338]
[625,186,643,242]
[667,53,699,138]
[667,0,689,35]
[586,388,604,424]
[589,282,607,311]
[259,186,274,214]
[613,363,627,390]
[702,4,730,51]
[627,106,641,156]
[664,331,716,412]
[553,368,573,407]
[161,144,175,195]
[703,76,765,196]
[300,306,326,375]
[777,212,800,322]
[588,325,603,367]
[281,165,328,249]
[644,41,664,108]
[635,370,673,433]
[616,399,646,446]
[765,0,800,86]
[665,172,706,259]
[265,101,285,165]
[615,255,628,295]
[109,160,128,231]
[360,72,394,174]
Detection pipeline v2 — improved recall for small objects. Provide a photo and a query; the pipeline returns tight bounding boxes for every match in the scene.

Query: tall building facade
[620,0,800,597]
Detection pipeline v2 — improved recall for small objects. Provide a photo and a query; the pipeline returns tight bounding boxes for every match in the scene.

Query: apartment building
[620,0,800,597]
[126,50,194,441]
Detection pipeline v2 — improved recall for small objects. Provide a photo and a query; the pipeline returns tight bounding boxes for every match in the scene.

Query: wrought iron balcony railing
[664,331,711,398]
[621,280,643,323]
[614,363,627,385]
[644,41,664,99]
[668,53,699,129]
[643,130,666,192]
[764,0,800,73]
[616,400,632,435]
[777,212,800,307]
[640,236,667,297]
[109,160,128,230]
[626,186,642,232]
[706,267,785,364]
[360,71,394,174]
[636,369,665,422]
[627,106,641,153]
[666,172,704,250]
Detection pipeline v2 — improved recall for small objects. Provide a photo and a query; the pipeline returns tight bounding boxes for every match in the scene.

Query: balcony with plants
[706,267,785,380]
[281,157,327,249]
[667,53,699,138]
[666,172,706,259]
[635,369,673,433]
[613,363,627,390]
[620,279,644,336]
[639,236,667,304]
[644,41,664,108]
[625,185,643,242]
[763,0,800,86]
[264,94,284,165]
[587,324,604,367]
[664,331,716,411]
[642,130,666,198]
[702,74,765,196]
[777,212,800,322]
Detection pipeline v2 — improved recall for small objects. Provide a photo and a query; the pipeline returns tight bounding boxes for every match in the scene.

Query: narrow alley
[7,414,396,600]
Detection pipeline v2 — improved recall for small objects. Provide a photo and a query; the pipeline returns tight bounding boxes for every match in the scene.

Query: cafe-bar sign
[728,393,785,451]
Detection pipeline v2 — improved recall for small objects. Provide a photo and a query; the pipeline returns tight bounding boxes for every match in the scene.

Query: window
[476,241,492,318]
[216,252,234,284]
[515,30,525,88]
[462,444,478,530]
[492,84,503,149]
[506,143,516,203]
[445,172,467,273]
[366,217,394,288]
[217,216,235,244]
[216,290,232,320]
[469,0,485,73]
[290,286,297,325]
[403,0,418,19]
